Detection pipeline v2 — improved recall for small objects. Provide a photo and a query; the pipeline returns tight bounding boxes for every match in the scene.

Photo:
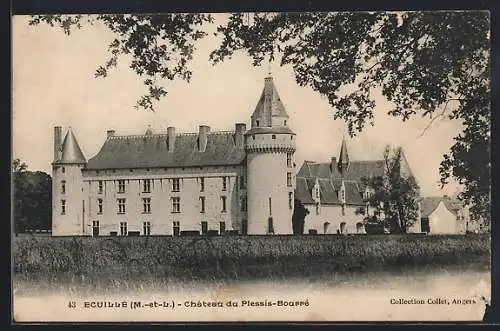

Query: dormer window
[284,120,287,126]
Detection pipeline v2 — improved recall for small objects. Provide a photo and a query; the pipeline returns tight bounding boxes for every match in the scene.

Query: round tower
[52,126,87,236]
[245,76,296,235]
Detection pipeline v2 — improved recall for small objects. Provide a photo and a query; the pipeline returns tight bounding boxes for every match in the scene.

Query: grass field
[13,234,490,286]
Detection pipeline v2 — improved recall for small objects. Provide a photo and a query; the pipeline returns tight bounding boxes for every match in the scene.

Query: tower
[245,76,296,234]
[52,127,87,236]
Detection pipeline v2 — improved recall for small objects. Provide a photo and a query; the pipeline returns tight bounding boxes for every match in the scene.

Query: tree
[292,198,309,235]
[27,12,490,221]
[12,159,52,234]
[361,146,421,234]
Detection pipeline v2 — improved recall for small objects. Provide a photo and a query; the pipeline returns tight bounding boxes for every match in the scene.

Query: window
[173,221,180,236]
[201,221,208,235]
[287,172,292,187]
[287,153,292,167]
[272,134,276,139]
[341,204,345,216]
[199,177,205,192]
[143,221,151,236]
[284,120,287,126]
[142,198,151,214]
[97,198,103,214]
[171,197,181,213]
[92,221,99,237]
[118,180,126,193]
[288,192,293,210]
[220,222,226,234]
[61,180,66,194]
[256,120,260,126]
[316,204,320,215]
[143,179,151,193]
[222,177,227,191]
[62,167,65,173]
[172,178,180,192]
[120,222,128,236]
[323,222,330,235]
[61,200,66,215]
[241,219,248,235]
[200,196,206,213]
[117,198,126,214]
[221,196,227,213]
[339,222,347,235]
[314,186,321,202]
[98,180,103,194]
[268,217,274,234]
[240,196,247,212]
[239,176,246,189]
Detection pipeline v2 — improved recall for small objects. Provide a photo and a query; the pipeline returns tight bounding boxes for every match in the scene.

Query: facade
[52,76,296,236]
[295,142,415,235]
[417,196,469,234]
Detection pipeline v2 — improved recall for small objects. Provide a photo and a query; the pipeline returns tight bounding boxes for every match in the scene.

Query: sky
[12,14,464,197]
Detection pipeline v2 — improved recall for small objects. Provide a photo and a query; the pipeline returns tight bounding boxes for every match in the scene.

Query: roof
[244,127,295,135]
[419,196,463,218]
[251,76,289,127]
[85,131,246,170]
[297,160,386,181]
[338,137,350,172]
[295,159,385,206]
[55,128,86,164]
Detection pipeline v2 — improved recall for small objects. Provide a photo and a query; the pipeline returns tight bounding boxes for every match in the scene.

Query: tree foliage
[361,146,421,234]
[292,198,310,235]
[27,12,490,221]
[12,159,52,234]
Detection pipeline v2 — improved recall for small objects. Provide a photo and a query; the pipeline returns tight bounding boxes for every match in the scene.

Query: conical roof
[59,128,86,164]
[251,76,289,127]
[337,137,350,174]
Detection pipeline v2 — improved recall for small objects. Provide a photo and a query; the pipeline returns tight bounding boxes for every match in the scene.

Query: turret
[52,127,87,236]
[337,137,349,215]
[245,76,296,235]
[337,137,350,175]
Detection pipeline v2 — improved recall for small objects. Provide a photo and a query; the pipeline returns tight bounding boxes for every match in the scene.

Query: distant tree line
[13,159,52,235]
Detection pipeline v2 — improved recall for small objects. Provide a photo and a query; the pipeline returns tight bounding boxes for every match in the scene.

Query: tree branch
[417,98,464,138]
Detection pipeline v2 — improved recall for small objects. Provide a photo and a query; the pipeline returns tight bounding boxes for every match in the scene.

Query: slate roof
[55,128,86,164]
[295,159,385,206]
[245,127,295,135]
[419,196,462,218]
[298,160,385,181]
[251,76,289,127]
[85,131,246,170]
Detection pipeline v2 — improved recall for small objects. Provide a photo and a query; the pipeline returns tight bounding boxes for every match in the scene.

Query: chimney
[235,123,246,148]
[198,125,210,152]
[167,126,176,152]
[54,126,62,161]
[107,130,116,138]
